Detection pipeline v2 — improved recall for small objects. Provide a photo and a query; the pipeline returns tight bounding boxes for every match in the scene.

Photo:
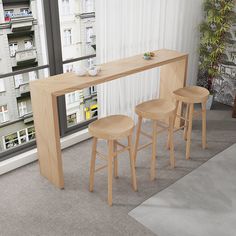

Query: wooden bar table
[30,49,188,188]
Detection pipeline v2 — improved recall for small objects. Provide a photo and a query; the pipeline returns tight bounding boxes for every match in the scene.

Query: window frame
[0,0,96,161]
[0,105,9,124]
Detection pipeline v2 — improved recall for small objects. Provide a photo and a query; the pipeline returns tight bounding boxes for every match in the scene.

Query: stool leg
[167,100,179,149]
[169,116,175,168]
[128,135,137,191]
[108,140,114,206]
[113,141,118,178]
[134,116,142,164]
[89,137,97,192]
[183,103,189,141]
[151,121,157,181]
[186,104,194,160]
[201,101,207,149]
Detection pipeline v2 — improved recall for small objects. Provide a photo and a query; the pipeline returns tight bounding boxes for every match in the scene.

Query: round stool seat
[173,86,209,103]
[88,115,134,140]
[135,99,176,120]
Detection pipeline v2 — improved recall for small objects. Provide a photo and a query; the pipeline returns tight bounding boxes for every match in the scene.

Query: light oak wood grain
[30,48,188,188]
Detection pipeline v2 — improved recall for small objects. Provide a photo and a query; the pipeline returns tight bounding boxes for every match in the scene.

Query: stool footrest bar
[95,164,108,172]
[116,146,130,155]
[116,141,126,148]
[140,131,153,139]
[138,142,153,151]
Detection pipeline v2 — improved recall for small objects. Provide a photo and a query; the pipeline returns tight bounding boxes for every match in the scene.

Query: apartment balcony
[23,113,33,124]
[15,48,37,65]
[10,13,34,32]
[78,12,95,19]
[15,83,30,98]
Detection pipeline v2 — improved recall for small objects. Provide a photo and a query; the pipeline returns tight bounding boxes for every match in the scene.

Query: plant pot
[206,94,214,110]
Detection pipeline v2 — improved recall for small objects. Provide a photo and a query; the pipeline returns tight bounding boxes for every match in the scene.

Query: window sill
[0,128,90,175]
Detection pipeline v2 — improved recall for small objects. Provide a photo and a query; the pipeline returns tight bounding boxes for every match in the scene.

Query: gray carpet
[0,106,235,236]
[129,143,236,236]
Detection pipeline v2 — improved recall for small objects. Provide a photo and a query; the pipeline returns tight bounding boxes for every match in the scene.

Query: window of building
[62,0,70,15]
[63,29,72,46]
[84,0,94,13]
[0,79,5,92]
[14,74,23,88]
[64,64,74,72]
[29,71,37,81]
[66,91,80,104]
[3,126,35,150]
[90,86,96,94]
[86,27,94,43]
[20,8,31,16]
[67,113,77,127]
[25,40,33,49]
[4,10,13,21]
[18,101,28,117]
[9,42,18,57]
[0,105,9,123]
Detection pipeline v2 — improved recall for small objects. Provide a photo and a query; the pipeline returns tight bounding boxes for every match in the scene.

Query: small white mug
[88,67,98,76]
[75,66,87,76]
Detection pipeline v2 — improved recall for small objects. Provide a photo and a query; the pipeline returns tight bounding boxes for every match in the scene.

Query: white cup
[88,67,98,76]
[75,66,87,76]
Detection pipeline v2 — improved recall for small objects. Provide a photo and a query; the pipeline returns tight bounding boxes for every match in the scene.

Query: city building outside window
[20,8,31,16]
[0,0,96,156]
[64,29,72,46]
[62,0,70,15]
[25,40,33,49]
[86,26,93,43]
[9,42,18,57]
[66,91,80,104]
[84,0,94,13]
[18,101,28,117]
[67,113,77,127]
[29,71,37,81]
[14,74,23,88]
[0,79,5,92]
[4,9,13,21]
[0,105,9,123]
[64,64,74,72]
[3,126,35,150]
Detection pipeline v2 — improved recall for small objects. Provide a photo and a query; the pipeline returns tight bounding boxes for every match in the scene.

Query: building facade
[0,0,96,153]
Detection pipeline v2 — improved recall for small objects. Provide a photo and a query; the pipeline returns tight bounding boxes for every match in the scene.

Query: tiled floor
[129,143,236,236]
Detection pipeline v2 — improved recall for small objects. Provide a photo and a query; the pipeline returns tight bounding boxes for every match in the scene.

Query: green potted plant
[198,0,236,109]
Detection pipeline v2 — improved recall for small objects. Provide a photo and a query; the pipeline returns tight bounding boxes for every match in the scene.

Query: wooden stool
[88,115,137,206]
[134,99,176,181]
[172,86,209,160]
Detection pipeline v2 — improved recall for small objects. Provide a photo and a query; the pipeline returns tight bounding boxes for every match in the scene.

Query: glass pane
[63,61,98,128]
[0,67,49,154]
[0,0,49,157]
[58,0,96,61]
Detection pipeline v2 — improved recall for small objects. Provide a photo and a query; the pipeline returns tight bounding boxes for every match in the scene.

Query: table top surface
[30,49,188,96]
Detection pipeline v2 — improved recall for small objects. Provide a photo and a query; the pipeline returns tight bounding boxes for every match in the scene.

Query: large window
[0,105,9,123]
[3,126,35,150]
[0,79,5,92]
[62,0,70,15]
[63,29,72,46]
[84,0,94,13]
[0,0,96,160]
[9,42,18,57]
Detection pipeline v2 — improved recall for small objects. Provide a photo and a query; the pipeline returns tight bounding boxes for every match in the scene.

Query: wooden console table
[30,49,188,188]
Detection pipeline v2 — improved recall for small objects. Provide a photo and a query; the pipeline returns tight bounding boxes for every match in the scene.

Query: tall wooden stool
[172,86,209,160]
[88,115,137,206]
[134,99,176,181]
